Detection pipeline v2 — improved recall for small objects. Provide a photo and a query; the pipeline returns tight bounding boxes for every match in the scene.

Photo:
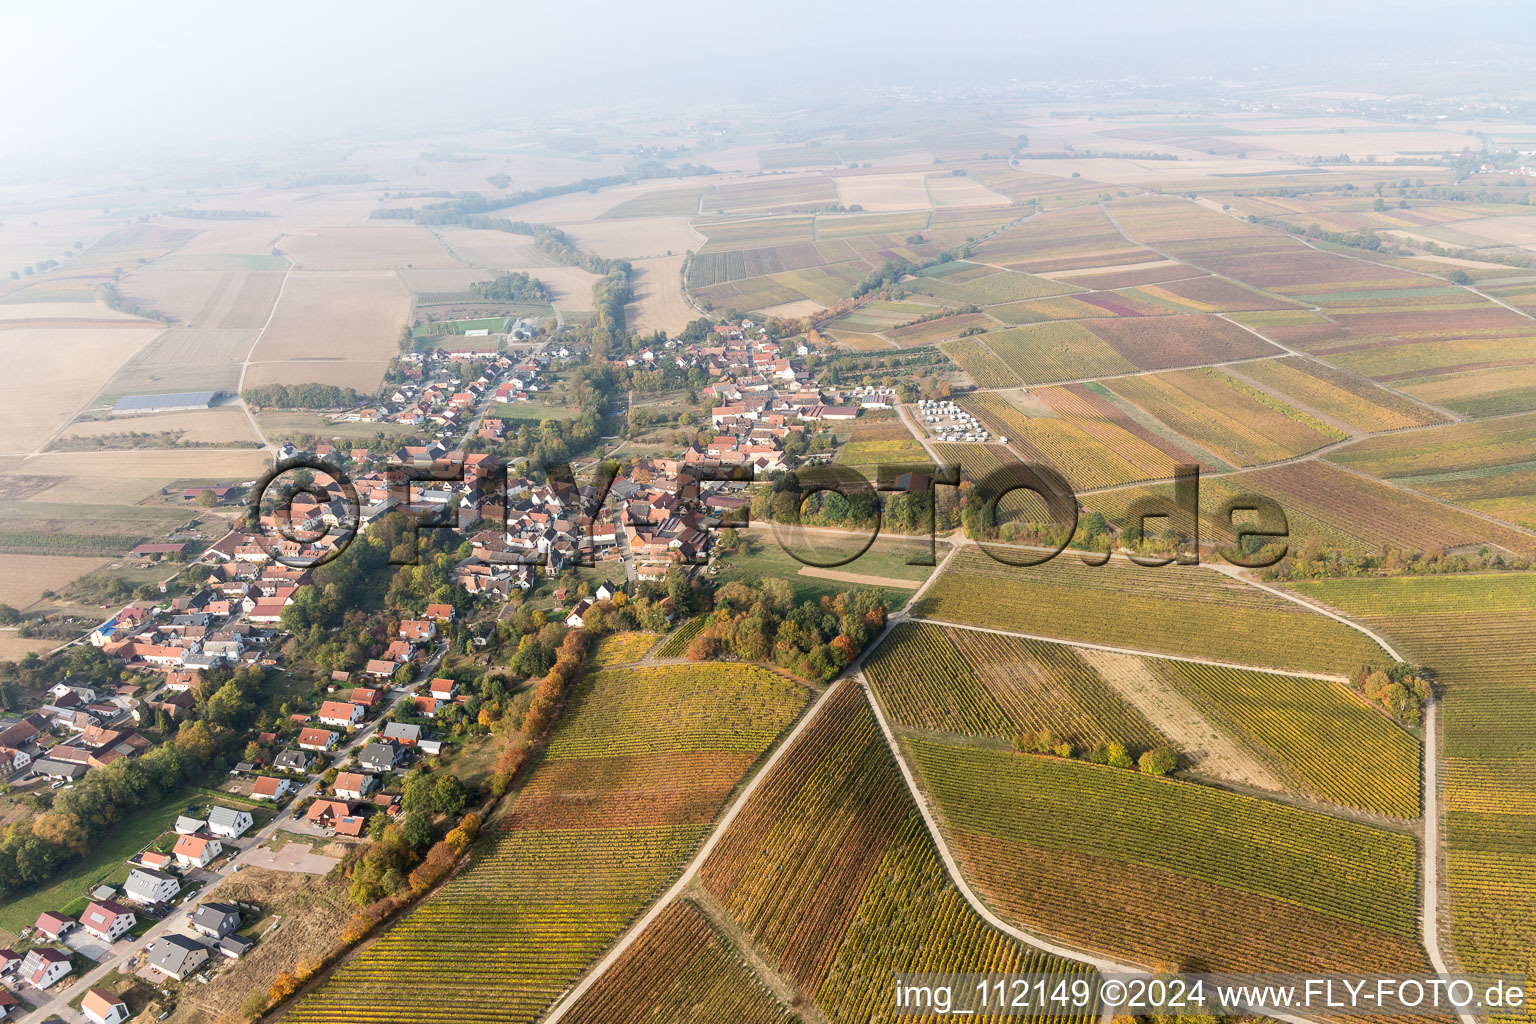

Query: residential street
[14,642,446,1024]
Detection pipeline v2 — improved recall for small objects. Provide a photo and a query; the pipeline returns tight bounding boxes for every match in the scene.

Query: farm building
[110,391,222,415]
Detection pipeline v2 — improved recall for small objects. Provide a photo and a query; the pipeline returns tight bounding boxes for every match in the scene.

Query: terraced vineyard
[914,547,1388,675]
[288,663,811,1024]
[701,684,1098,1024]
[864,621,1163,751]
[560,901,795,1024]
[1288,572,1536,1010]
[907,739,1433,977]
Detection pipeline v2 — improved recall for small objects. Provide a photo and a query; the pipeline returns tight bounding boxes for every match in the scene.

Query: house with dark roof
[190,902,241,939]
[147,934,209,979]
[359,741,404,773]
[125,867,179,904]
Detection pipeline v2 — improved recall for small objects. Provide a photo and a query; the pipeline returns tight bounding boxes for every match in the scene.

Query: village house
[207,805,253,839]
[79,900,136,943]
[125,867,180,904]
[334,771,377,800]
[81,987,131,1024]
[298,727,337,752]
[146,935,209,980]
[173,834,223,869]
[252,775,295,801]
[317,700,364,727]
[20,947,71,989]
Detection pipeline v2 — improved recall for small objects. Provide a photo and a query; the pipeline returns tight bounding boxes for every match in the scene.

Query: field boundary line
[234,255,295,452]
[863,672,1324,1024]
[540,677,849,1024]
[911,615,1351,683]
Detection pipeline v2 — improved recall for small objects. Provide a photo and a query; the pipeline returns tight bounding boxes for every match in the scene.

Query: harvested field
[397,267,494,295]
[599,185,713,218]
[0,301,149,323]
[55,406,259,445]
[96,328,254,403]
[435,228,556,268]
[925,174,1012,207]
[526,265,600,310]
[247,270,410,390]
[0,553,110,608]
[626,256,693,335]
[119,269,284,329]
[833,172,931,211]
[0,324,166,453]
[566,217,704,260]
[0,633,58,661]
[280,223,460,270]
[703,175,836,215]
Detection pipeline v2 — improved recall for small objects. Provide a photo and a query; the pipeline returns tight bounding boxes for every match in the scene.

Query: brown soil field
[0,325,166,453]
[0,300,149,323]
[435,228,555,269]
[625,255,693,335]
[796,566,921,590]
[120,269,285,329]
[396,267,494,294]
[756,298,827,319]
[0,553,110,608]
[565,216,705,260]
[19,449,270,491]
[280,223,461,270]
[527,265,600,311]
[925,174,1012,207]
[248,270,410,390]
[0,632,57,661]
[833,171,933,211]
[243,359,393,392]
[57,406,260,445]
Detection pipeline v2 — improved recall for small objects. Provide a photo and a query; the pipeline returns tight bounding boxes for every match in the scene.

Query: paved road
[14,643,445,1024]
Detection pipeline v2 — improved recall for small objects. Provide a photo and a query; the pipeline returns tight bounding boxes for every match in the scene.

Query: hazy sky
[3,0,1532,170]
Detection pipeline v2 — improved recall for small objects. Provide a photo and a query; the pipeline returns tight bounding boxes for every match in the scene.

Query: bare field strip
[0,633,59,661]
[251,270,410,365]
[1076,648,1283,792]
[0,300,148,323]
[0,325,166,453]
[526,265,600,311]
[97,328,255,403]
[756,298,827,319]
[120,269,284,329]
[56,406,260,445]
[566,217,704,260]
[925,174,1013,207]
[280,223,461,270]
[243,359,392,392]
[16,449,270,497]
[625,256,692,335]
[834,172,933,211]
[435,228,556,269]
[796,566,922,590]
[0,553,110,608]
[397,267,493,294]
